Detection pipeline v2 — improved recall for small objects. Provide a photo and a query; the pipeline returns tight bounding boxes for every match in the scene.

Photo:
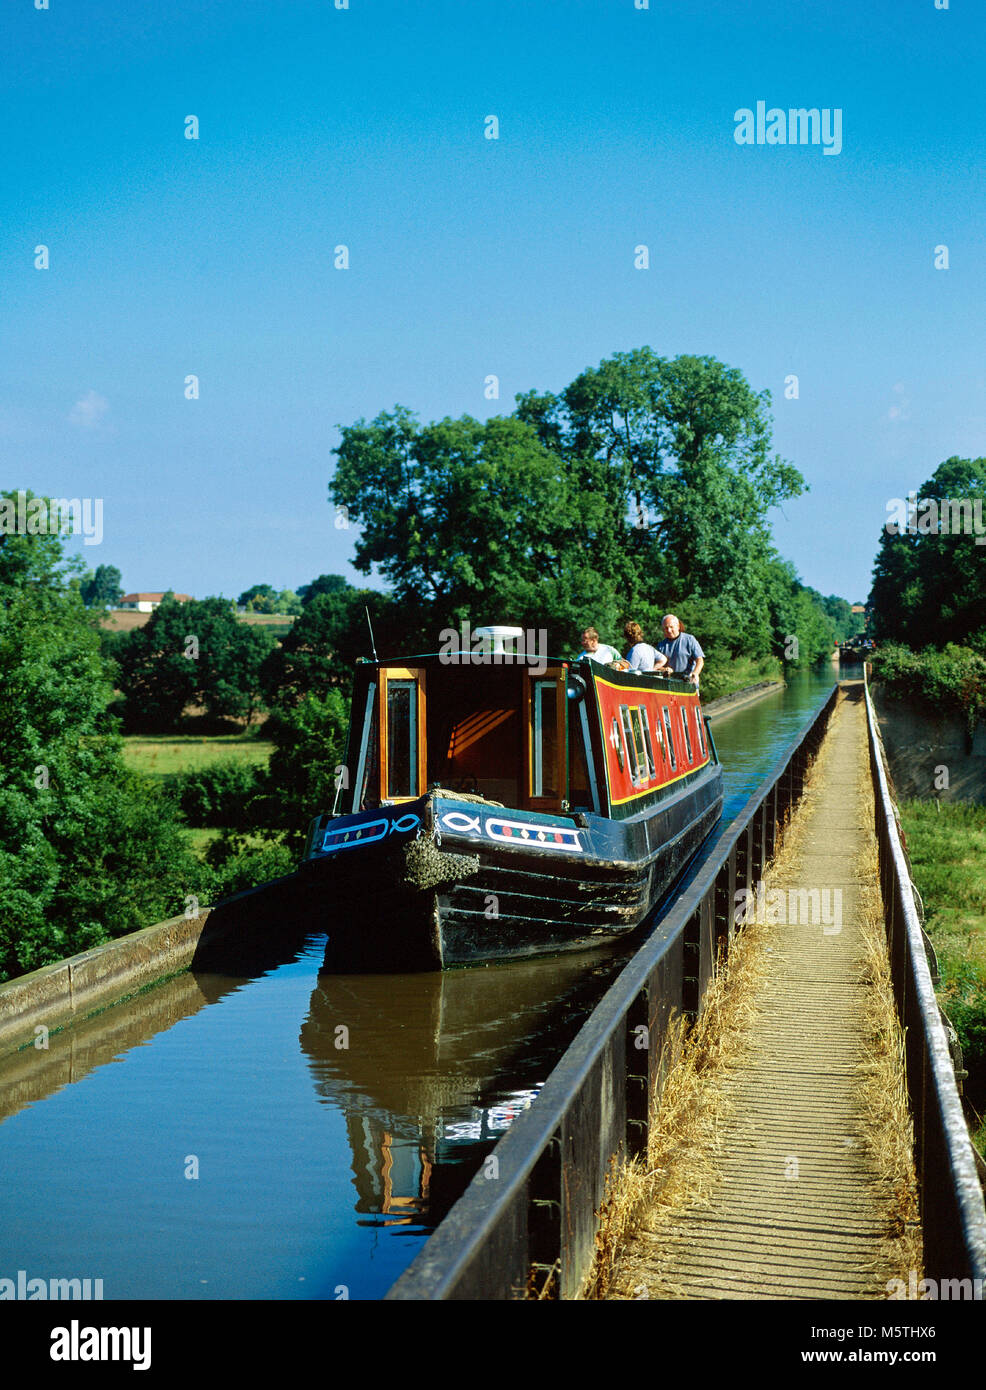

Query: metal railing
[387,684,840,1300]
[863,672,986,1287]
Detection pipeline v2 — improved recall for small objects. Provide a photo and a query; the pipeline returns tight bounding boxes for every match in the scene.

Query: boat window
[387,680,418,798]
[532,680,560,799]
[611,716,625,773]
[619,706,641,785]
[627,707,649,784]
[680,707,694,763]
[695,708,706,758]
[654,710,667,764]
[637,706,657,777]
[662,707,677,771]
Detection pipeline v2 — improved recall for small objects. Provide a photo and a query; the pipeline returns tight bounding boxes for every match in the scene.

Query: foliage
[260,691,351,843]
[80,564,124,609]
[170,760,267,829]
[328,351,834,666]
[0,517,203,982]
[898,798,986,1115]
[113,594,277,729]
[763,558,836,666]
[298,573,351,606]
[869,456,986,650]
[819,594,857,644]
[236,584,302,616]
[260,580,416,704]
[238,583,278,612]
[203,836,297,900]
[871,642,986,736]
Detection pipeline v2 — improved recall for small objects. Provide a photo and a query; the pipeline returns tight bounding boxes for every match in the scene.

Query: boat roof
[355,653,698,695]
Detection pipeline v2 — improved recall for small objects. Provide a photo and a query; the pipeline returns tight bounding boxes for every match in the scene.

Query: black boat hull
[301,765,724,971]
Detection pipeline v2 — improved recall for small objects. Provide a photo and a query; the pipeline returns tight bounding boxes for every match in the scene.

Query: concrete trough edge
[0,873,302,1059]
[704,680,785,722]
[0,911,211,1057]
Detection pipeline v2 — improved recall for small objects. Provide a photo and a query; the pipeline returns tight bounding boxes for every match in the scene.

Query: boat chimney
[473,625,524,656]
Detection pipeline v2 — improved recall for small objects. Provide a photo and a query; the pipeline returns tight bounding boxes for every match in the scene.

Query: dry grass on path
[583,693,922,1300]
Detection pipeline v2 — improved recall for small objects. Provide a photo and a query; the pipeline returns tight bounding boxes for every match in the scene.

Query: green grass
[898,798,986,1131]
[182,827,276,859]
[702,655,783,703]
[122,735,274,779]
[898,801,986,976]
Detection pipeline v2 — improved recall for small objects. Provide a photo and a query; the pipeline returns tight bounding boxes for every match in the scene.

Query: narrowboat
[301,628,724,970]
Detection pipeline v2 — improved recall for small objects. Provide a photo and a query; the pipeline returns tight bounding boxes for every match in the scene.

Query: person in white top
[573,627,622,664]
[623,621,668,673]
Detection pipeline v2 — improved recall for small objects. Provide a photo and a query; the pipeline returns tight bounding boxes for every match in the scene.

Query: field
[101,609,296,637]
[122,734,274,779]
[898,798,986,1150]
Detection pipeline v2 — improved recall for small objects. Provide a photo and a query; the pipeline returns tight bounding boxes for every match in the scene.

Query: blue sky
[3,0,983,607]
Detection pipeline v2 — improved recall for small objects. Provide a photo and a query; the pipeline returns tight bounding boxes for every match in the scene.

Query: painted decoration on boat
[438,810,583,852]
[320,813,421,854]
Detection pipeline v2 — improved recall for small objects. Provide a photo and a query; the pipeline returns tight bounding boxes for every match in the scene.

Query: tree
[330,409,638,649]
[114,595,277,729]
[275,588,303,616]
[518,351,806,657]
[762,557,836,665]
[260,691,351,843]
[869,457,986,650]
[237,583,278,613]
[298,573,351,606]
[0,509,203,981]
[261,582,407,706]
[80,564,124,609]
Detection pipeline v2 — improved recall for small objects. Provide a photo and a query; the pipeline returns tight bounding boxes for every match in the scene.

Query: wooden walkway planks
[608,689,916,1300]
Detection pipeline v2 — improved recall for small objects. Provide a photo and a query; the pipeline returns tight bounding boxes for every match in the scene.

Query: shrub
[171,761,266,829]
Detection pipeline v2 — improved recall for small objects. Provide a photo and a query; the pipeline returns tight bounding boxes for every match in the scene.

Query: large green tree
[330,409,622,644]
[517,350,806,656]
[114,594,277,729]
[869,456,986,651]
[330,352,809,659]
[0,495,203,981]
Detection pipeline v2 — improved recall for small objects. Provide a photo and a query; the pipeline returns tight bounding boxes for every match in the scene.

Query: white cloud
[69,390,111,431]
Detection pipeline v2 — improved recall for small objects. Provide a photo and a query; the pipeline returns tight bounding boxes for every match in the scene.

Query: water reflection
[299,948,627,1230]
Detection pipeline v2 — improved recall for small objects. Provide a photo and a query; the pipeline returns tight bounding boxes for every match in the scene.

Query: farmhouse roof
[120,592,193,603]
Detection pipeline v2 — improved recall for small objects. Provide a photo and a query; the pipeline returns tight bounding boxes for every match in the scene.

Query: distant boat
[301,628,724,969]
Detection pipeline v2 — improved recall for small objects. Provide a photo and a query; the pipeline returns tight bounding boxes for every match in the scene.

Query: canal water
[0,664,839,1300]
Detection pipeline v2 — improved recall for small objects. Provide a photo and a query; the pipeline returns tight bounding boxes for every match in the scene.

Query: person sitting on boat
[656,614,705,687]
[573,627,622,665]
[623,621,668,674]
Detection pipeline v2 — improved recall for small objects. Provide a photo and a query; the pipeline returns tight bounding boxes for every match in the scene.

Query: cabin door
[524,667,567,812]
[378,666,427,803]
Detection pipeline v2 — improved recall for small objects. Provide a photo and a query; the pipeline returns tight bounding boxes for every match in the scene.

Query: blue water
[0,664,840,1300]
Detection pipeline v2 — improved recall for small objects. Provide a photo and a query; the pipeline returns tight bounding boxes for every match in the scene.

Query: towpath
[607,684,918,1299]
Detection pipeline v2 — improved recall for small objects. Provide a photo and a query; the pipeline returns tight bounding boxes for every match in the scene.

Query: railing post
[528,1134,562,1300]
[713,855,734,956]
[625,990,649,1160]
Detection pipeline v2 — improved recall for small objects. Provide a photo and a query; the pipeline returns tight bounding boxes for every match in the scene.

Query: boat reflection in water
[299,943,628,1231]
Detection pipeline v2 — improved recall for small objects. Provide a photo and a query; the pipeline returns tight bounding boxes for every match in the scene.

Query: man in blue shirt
[656,614,705,687]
